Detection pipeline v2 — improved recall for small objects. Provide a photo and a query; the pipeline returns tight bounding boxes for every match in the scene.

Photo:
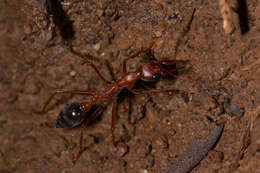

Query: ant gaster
[40,43,186,163]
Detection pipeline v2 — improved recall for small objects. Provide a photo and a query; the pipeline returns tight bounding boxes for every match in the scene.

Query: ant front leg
[37,89,96,114]
[65,45,111,84]
[160,59,188,78]
[161,66,186,78]
[123,42,154,73]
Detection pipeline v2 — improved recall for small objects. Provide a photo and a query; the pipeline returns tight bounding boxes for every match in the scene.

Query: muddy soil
[0,0,260,172]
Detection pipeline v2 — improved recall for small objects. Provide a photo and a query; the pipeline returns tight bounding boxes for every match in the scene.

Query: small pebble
[155,40,164,49]
[163,117,172,125]
[143,170,148,173]
[24,24,32,35]
[139,169,149,173]
[100,52,105,56]
[154,30,162,37]
[60,1,71,6]
[96,9,103,17]
[168,12,178,20]
[70,70,76,77]
[116,143,129,158]
[93,43,101,51]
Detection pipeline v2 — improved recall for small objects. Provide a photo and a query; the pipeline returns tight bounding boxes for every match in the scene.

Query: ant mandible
[40,42,186,163]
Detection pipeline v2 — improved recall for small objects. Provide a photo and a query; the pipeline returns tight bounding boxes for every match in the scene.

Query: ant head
[139,61,162,82]
[139,59,183,82]
[56,102,86,128]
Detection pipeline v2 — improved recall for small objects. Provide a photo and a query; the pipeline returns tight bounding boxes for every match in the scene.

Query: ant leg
[161,66,185,78]
[66,45,111,84]
[111,97,117,146]
[123,50,144,73]
[123,42,154,73]
[38,90,96,113]
[73,105,105,164]
[160,59,187,66]
[130,88,181,94]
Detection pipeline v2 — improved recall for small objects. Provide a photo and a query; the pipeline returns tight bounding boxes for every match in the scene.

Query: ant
[40,42,186,163]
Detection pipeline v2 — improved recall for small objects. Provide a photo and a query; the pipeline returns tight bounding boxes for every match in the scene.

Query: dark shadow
[117,88,135,105]
[237,0,250,34]
[46,0,75,41]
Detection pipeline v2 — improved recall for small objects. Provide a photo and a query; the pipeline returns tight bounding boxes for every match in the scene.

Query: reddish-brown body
[81,71,140,112]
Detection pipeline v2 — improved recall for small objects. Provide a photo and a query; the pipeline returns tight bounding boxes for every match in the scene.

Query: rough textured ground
[0,0,260,172]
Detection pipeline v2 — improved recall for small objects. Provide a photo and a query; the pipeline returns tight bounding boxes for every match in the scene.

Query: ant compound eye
[152,74,161,80]
[56,102,86,128]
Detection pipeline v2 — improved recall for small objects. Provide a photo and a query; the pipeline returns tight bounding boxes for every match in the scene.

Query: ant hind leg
[72,105,105,165]
[35,89,96,114]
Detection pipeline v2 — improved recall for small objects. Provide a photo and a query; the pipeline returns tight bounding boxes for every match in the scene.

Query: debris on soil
[232,106,260,171]
[69,70,76,77]
[153,135,169,150]
[168,12,178,20]
[180,92,189,103]
[236,120,252,165]
[223,96,245,117]
[218,0,235,34]
[115,143,129,158]
[93,43,101,51]
[163,124,224,173]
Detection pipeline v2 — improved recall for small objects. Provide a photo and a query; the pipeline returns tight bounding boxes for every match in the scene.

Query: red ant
[40,42,186,163]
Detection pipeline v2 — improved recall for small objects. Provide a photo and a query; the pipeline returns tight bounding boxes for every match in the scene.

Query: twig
[218,0,235,34]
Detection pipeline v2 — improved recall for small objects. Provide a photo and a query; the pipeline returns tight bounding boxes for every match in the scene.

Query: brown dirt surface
[0,0,260,173]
